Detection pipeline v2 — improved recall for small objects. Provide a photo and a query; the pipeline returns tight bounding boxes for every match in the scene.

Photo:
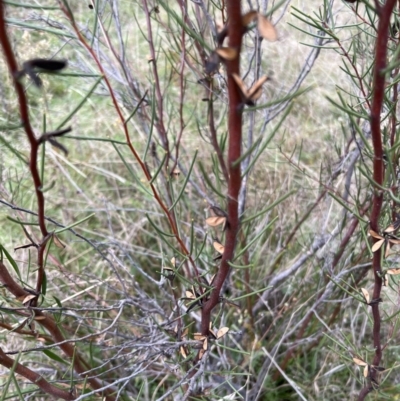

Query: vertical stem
[0,1,47,238]
[201,0,243,335]
[359,1,397,399]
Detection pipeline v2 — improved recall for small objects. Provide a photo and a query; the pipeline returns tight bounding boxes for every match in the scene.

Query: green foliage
[2,0,400,400]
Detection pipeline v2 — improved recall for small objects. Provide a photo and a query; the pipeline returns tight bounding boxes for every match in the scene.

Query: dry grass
[1,1,398,400]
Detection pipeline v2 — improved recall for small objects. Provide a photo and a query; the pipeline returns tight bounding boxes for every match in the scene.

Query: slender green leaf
[169,151,197,211]
[54,213,95,234]
[56,76,103,130]
[0,244,21,280]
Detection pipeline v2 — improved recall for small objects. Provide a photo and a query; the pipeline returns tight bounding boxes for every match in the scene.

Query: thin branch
[201,0,243,335]
[359,1,397,398]
[0,1,48,237]
[0,348,75,401]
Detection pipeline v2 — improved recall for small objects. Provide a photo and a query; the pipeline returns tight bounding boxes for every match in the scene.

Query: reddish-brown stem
[59,3,199,278]
[0,348,75,400]
[0,262,116,401]
[275,209,366,379]
[200,0,243,335]
[358,2,396,399]
[0,1,48,238]
[331,212,362,270]
[390,7,400,218]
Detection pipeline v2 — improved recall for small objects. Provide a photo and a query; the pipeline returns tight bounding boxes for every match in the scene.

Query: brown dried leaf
[387,268,400,275]
[213,241,225,254]
[364,364,370,378]
[371,238,385,252]
[180,346,188,358]
[209,274,217,286]
[215,47,238,61]
[232,73,248,98]
[361,288,370,304]
[203,337,208,350]
[247,75,268,99]
[249,87,262,101]
[185,290,196,299]
[242,10,258,26]
[22,294,37,304]
[369,229,383,239]
[206,216,226,227]
[383,224,396,233]
[53,234,65,249]
[257,15,277,41]
[194,333,206,341]
[34,315,46,321]
[383,274,389,286]
[216,327,229,339]
[353,357,367,366]
[198,348,205,360]
[385,241,392,258]
[171,257,176,267]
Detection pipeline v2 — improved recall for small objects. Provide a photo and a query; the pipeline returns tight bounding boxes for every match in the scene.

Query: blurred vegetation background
[1,0,399,400]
